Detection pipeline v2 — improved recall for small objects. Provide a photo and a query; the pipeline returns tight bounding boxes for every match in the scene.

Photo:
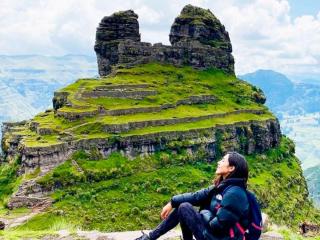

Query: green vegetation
[3,137,317,234]
[1,63,316,239]
[247,136,320,227]
[178,4,218,26]
[60,63,265,112]
[280,228,320,240]
[123,112,274,136]
[3,63,270,149]
[0,158,22,207]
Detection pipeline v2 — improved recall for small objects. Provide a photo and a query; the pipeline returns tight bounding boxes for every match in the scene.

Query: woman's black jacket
[170,178,249,240]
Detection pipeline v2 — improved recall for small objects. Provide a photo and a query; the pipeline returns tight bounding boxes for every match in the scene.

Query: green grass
[59,63,264,113]
[0,207,31,220]
[280,228,320,240]
[98,104,265,124]
[22,164,214,231]
[247,136,320,228]
[0,159,22,207]
[2,63,270,148]
[0,230,59,240]
[123,112,274,136]
[8,136,318,233]
[1,61,317,238]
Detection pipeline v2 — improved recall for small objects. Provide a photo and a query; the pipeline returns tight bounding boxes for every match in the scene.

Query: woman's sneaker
[134,230,151,240]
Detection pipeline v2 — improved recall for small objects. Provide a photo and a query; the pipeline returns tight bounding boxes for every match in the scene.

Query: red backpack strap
[251,222,263,230]
[236,222,246,240]
[236,222,245,235]
[229,227,235,238]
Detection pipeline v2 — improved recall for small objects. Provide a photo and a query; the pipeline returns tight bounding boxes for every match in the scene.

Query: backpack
[222,185,263,240]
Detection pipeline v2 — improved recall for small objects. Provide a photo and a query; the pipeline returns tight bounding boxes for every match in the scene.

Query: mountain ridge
[240,69,320,208]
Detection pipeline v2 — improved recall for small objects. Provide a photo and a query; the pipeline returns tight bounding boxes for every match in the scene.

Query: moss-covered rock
[170,4,232,52]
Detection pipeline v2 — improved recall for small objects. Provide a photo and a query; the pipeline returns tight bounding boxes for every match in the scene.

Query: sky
[0,0,320,79]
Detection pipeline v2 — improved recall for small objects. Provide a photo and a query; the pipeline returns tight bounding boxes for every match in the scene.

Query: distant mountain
[305,165,320,208]
[0,54,98,123]
[0,55,98,149]
[239,69,320,208]
[239,70,320,116]
[239,70,294,108]
[281,83,320,115]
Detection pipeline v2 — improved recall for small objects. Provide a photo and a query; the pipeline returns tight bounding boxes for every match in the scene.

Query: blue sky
[0,0,319,78]
[290,0,320,17]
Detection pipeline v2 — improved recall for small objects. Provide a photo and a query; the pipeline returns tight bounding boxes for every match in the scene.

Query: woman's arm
[170,185,214,208]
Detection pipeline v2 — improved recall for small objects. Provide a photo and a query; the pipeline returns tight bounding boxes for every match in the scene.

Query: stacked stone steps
[81,89,158,99]
[55,93,217,121]
[7,196,52,210]
[99,95,217,116]
[56,107,101,121]
[94,83,152,90]
[7,179,52,209]
[69,109,265,134]
[80,83,157,100]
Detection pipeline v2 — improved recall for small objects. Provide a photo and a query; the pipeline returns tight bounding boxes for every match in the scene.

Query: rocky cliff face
[94,5,234,76]
[2,118,280,175]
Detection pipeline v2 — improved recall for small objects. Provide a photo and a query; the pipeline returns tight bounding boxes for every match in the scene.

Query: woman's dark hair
[212,151,249,187]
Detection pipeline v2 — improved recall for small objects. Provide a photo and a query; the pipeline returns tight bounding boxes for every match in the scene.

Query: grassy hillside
[0,63,319,239]
[31,137,320,230]
[2,63,270,150]
[1,136,319,236]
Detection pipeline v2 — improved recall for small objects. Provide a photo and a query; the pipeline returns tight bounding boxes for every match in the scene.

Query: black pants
[148,202,208,240]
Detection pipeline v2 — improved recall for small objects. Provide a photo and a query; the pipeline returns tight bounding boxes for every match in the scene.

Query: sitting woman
[135,151,250,240]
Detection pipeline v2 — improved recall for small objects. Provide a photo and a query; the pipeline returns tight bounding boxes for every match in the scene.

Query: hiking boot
[135,230,151,240]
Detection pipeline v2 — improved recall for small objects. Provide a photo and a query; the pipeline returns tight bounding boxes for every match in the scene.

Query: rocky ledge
[3,118,280,177]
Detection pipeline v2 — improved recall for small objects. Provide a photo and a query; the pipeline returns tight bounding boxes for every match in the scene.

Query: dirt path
[0,212,39,229]
[76,229,181,240]
[0,198,51,229]
[42,229,284,240]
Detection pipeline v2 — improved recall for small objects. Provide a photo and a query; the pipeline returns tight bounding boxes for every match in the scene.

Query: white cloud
[213,0,320,76]
[0,0,319,77]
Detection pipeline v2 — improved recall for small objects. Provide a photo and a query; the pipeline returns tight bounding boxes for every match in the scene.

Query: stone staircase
[7,178,52,210]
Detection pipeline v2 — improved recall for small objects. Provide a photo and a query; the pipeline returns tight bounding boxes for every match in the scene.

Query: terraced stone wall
[13,118,280,174]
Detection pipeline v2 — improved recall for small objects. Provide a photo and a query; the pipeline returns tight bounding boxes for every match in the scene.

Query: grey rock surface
[94,5,234,76]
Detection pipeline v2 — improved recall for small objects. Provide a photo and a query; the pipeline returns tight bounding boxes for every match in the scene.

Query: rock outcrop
[1,120,28,162]
[169,5,232,51]
[7,178,52,209]
[94,5,234,76]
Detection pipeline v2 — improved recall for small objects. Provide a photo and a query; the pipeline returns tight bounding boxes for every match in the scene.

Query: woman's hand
[160,202,173,220]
